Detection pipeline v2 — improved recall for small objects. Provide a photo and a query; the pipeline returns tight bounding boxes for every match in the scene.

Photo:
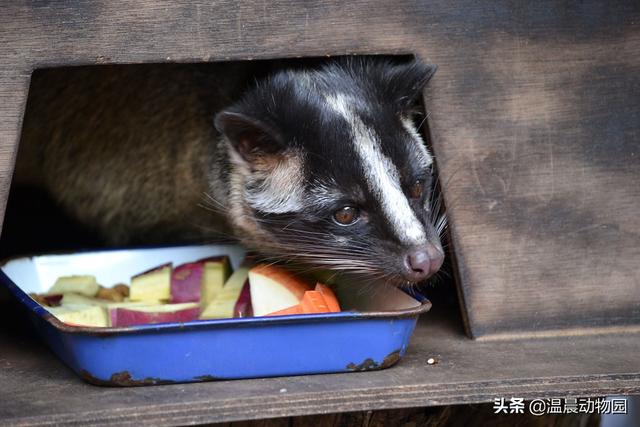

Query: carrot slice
[265,285,341,316]
[300,290,330,313]
[315,283,341,312]
[267,304,303,316]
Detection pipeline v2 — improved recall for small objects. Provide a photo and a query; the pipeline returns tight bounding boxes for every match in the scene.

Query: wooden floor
[0,291,637,426]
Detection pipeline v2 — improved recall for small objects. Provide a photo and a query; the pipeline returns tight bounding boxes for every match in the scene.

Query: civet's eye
[333,206,359,226]
[409,180,424,199]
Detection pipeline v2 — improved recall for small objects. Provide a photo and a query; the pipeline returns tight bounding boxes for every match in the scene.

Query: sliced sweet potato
[96,286,125,302]
[110,302,200,327]
[129,263,172,302]
[49,275,99,297]
[170,262,204,303]
[47,305,109,327]
[233,280,253,318]
[200,264,250,319]
[113,284,130,297]
[198,256,232,306]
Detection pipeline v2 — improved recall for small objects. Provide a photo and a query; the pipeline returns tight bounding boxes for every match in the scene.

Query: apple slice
[47,305,109,327]
[248,264,313,316]
[110,302,200,327]
[198,256,231,306]
[49,275,99,297]
[129,263,172,302]
[170,262,204,303]
[199,264,250,319]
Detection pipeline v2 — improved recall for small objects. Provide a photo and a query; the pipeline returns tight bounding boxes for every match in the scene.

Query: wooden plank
[0,1,638,337]
[0,68,30,235]
[423,3,640,337]
[0,300,637,426]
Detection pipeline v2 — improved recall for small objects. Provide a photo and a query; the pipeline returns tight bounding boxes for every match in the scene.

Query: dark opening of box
[1,55,460,315]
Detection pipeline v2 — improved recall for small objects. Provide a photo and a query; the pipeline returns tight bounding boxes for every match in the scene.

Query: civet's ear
[214,111,285,166]
[384,59,437,109]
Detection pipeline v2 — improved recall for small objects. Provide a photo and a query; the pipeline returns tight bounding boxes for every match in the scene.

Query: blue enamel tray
[0,245,430,386]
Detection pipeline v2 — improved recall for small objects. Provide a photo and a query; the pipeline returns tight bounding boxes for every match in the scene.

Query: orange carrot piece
[267,304,303,316]
[300,290,330,313]
[266,286,340,316]
[315,283,341,312]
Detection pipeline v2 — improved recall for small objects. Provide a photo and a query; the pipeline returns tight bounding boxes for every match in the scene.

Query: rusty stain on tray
[346,349,401,371]
[80,370,176,386]
[193,374,219,381]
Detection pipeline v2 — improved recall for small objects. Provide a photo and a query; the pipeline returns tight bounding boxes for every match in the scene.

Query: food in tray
[112,283,130,297]
[95,285,127,302]
[49,275,100,297]
[266,283,341,316]
[169,257,231,305]
[129,263,172,302]
[249,265,341,316]
[233,280,252,318]
[47,305,109,327]
[248,264,313,316]
[30,256,342,327]
[55,292,124,307]
[110,302,201,327]
[29,293,63,307]
[199,263,251,319]
[170,262,203,303]
[200,257,232,306]
[315,283,341,312]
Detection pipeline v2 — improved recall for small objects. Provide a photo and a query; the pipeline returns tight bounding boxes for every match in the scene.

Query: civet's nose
[403,245,444,282]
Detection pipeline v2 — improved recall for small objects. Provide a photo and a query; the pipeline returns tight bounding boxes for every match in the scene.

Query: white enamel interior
[1,244,420,311]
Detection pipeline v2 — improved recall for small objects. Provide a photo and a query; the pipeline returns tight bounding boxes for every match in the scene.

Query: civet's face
[216,58,444,285]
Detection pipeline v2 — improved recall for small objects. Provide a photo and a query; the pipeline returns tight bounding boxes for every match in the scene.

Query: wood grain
[0,1,638,338]
[423,3,640,337]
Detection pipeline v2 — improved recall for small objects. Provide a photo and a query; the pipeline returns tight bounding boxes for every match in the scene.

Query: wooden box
[1,2,638,337]
[1,2,639,424]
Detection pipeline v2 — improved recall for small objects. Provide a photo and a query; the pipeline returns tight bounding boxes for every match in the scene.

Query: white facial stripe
[245,152,305,214]
[401,117,433,167]
[326,94,427,245]
[309,179,343,207]
[401,117,435,213]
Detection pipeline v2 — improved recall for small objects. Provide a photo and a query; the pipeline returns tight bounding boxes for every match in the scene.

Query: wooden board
[0,299,637,426]
[422,3,640,337]
[1,1,639,338]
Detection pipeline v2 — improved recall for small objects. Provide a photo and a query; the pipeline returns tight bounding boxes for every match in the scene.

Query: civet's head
[215,57,445,285]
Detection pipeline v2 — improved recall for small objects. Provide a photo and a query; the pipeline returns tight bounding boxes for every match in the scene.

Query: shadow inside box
[0,185,105,260]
